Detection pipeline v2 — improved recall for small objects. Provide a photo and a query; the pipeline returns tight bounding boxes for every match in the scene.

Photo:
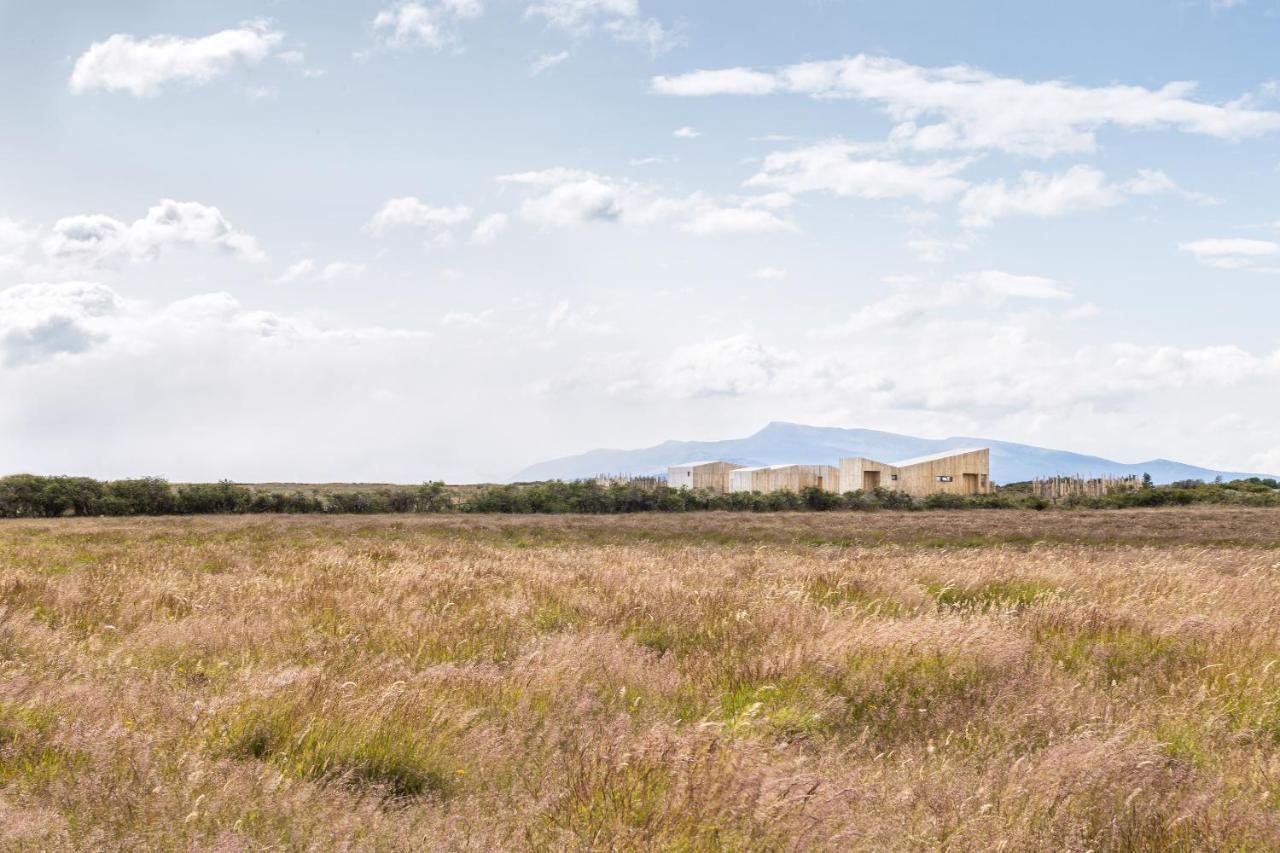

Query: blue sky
[1,0,1278,482]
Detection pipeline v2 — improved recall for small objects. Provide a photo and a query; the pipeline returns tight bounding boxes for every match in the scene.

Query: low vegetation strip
[3,510,1280,848]
[2,473,1279,517]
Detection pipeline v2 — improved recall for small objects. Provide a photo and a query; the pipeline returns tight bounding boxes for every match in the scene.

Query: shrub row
[1,474,1277,518]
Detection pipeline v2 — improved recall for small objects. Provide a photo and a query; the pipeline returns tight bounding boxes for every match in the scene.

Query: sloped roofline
[890,448,989,468]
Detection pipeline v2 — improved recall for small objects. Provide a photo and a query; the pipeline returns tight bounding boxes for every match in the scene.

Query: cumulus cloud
[0,282,122,367]
[1179,238,1280,272]
[368,197,474,236]
[373,1,483,51]
[673,126,701,139]
[659,334,796,398]
[275,259,367,284]
[746,143,971,203]
[616,302,1280,424]
[653,54,1280,157]
[42,200,265,268]
[0,281,423,371]
[70,21,284,97]
[526,0,678,52]
[498,168,794,235]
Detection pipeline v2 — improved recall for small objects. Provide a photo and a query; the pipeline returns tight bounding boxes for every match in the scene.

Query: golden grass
[2,508,1280,849]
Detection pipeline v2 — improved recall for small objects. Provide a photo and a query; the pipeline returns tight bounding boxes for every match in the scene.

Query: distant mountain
[513,422,1276,485]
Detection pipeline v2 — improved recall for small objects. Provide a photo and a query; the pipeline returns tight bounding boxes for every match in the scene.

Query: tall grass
[2,509,1280,848]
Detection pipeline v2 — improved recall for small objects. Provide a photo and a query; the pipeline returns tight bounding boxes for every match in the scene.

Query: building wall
[838,457,901,493]
[668,462,743,494]
[668,466,696,490]
[680,452,990,497]
[896,449,991,496]
[729,468,765,493]
[839,450,991,497]
[732,465,840,493]
[693,462,743,493]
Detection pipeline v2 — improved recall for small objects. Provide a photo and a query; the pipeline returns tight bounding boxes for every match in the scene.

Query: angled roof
[670,460,729,469]
[891,448,988,468]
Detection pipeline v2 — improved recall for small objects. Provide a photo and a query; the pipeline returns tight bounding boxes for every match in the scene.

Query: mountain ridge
[513,422,1276,485]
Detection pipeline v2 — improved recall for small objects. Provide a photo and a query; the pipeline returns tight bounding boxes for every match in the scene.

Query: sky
[1,0,1279,483]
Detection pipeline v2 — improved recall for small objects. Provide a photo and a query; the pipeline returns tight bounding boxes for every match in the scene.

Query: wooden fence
[1031,475,1141,500]
[589,474,667,489]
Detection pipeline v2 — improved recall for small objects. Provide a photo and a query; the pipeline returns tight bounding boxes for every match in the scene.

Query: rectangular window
[890,474,898,481]
[936,475,953,483]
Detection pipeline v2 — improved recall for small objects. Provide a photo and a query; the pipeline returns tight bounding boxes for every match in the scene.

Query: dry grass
[3,508,1280,850]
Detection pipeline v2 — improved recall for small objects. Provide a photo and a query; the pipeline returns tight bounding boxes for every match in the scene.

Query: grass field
[4,508,1280,850]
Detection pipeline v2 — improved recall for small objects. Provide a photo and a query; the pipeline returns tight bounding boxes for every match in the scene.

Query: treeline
[0,476,452,519]
[1,474,1278,518]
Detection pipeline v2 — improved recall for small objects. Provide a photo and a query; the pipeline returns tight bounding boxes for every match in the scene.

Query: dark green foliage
[175,481,253,514]
[105,477,176,515]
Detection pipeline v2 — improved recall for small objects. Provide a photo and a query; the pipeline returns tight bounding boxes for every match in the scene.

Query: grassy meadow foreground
[4,510,1280,849]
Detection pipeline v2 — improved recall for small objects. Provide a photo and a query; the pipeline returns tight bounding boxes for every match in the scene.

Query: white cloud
[683,205,795,237]
[904,235,971,263]
[530,50,570,75]
[652,67,779,96]
[0,219,36,271]
[959,166,1216,227]
[498,168,793,235]
[838,270,1072,332]
[0,282,122,367]
[673,126,701,139]
[471,213,510,244]
[959,165,1123,227]
[0,281,421,369]
[275,259,367,284]
[746,142,971,203]
[653,54,1280,157]
[369,197,474,235]
[659,334,796,398]
[1179,237,1280,272]
[43,200,265,268]
[526,0,677,52]
[754,267,788,280]
[70,21,284,97]
[373,1,484,51]
[1122,169,1220,205]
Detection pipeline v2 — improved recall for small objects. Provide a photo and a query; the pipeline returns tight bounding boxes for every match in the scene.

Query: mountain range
[513,422,1275,485]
